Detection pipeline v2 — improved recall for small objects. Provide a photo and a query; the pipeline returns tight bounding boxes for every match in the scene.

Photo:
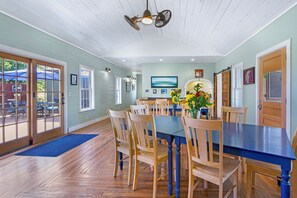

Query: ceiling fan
[124,0,172,31]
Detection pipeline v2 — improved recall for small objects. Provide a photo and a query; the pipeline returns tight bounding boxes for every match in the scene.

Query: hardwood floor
[0,119,280,197]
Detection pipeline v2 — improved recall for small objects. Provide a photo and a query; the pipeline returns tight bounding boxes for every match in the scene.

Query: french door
[32,60,64,144]
[0,52,64,155]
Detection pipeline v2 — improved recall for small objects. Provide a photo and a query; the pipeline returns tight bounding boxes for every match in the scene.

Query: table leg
[167,136,173,196]
[119,152,123,170]
[169,109,173,116]
[281,164,291,198]
[175,138,181,198]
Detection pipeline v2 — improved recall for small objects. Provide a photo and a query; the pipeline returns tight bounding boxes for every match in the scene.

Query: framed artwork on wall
[132,84,135,91]
[70,74,77,85]
[153,89,157,94]
[161,89,167,94]
[151,76,178,88]
[126,82,131,92]
[243,67,255,85]
[195,69,204,78]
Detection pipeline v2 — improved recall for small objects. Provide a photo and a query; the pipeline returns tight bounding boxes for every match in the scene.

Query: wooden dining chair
[129,112,168,198]
[155,100,169,115]
[181,103,190,117]
[136,98,142,105]
[108,109,133,186]
[130,105,150,115]
[140,100,155,115]
[221,106,247,172]
[182,117,240,198]
[246,129,297,198]
[221,106,247,123]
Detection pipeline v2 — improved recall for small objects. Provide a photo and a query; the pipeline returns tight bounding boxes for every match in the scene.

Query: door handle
[258,104,262,110]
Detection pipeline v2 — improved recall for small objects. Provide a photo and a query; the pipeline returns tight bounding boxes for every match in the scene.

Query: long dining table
[152,115,296,198]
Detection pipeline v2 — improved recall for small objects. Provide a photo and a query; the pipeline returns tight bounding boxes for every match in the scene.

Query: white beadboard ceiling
[0,0,296,72]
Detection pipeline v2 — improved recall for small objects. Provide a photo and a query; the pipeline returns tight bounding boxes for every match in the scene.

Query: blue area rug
[16,134,98,157]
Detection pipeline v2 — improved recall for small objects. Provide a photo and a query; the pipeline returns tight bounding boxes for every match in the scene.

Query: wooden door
[32,60,64,144]
[0,52,31,155]
[222,70,231,107]
[258,48,286,128]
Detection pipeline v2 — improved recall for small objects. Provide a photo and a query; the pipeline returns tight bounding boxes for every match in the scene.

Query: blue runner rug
[16,134,98,157]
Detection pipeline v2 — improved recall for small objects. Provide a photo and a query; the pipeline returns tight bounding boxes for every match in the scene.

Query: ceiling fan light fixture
[141,10,153,25]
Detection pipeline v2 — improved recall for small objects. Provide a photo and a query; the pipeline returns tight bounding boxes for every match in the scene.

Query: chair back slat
[183,117,223,170]
[155,100,169,115]
[130,105,150,115]
[182,104,190,117]
[140,100,155,115]
[221,106,247,124]
[129,113,156,154]
[109,110,131,145]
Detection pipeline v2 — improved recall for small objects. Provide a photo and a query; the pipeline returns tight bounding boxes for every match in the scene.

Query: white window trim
[115,76,122,105]
[79,65,95,112]
[231,62,243,107]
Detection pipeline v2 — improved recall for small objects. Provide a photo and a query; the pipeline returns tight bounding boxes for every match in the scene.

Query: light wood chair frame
[221,106,247,124]
[129,112,168,198]
[182,117,240,198]
[108,109,133,186]
[130,104,150,115]
[155,100,170,115]
[246,129,297,198]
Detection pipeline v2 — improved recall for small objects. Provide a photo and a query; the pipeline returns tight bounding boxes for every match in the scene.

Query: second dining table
[152,115,296,198]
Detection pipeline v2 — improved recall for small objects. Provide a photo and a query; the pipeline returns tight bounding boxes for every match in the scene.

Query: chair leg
[188,173,194,198]
[246,165,253,198]
[132,159,139,191]
[152,164,158,198]
[233,170,238,198]
[219,183,223,198]
[203,180,208,189]
[127,155,133,186]
[113,150,118,177]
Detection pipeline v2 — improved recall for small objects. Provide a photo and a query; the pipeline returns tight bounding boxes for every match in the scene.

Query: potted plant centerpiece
[185,83,212,119]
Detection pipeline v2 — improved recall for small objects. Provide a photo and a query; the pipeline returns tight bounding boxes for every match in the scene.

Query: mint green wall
[142,63,215,98]
[0,13,136,130]
[215,5,297,138]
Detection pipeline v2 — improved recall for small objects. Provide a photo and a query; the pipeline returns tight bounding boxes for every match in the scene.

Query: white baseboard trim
[68,115,109,133]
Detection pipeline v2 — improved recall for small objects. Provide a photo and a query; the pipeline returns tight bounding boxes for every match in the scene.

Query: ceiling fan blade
[155,10,172,28]
[124,15,140,31]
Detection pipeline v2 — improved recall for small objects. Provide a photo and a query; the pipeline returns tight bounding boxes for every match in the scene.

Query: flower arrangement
[186,83,212,118]
[170,89,182,104]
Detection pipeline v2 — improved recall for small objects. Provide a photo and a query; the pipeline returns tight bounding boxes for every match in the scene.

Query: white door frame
[0,44,68,134]
[255,39,291,139]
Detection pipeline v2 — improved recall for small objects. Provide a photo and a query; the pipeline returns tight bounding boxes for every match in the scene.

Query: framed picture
[151,76,178,88]
[126,82,131,92]
[195,69,204,78]
[161,89,167,94]
[243,67,255,85]
[132,84,135,91]
[153,89,157,94]
[70,74,77,85]
[145,89,149,93]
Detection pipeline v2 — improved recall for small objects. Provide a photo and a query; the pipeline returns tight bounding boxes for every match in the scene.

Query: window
[231,63,243,107]
[115,77,122,105]
[80,66,94,111]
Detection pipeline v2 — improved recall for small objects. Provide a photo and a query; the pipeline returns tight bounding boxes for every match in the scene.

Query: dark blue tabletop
[173,122,296,161]
[153,115,184,135]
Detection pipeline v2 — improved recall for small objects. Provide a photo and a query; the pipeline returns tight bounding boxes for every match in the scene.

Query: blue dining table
[152,116,296,198]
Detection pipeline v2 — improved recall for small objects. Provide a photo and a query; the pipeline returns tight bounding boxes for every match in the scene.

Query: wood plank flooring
[0,119,281,197]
